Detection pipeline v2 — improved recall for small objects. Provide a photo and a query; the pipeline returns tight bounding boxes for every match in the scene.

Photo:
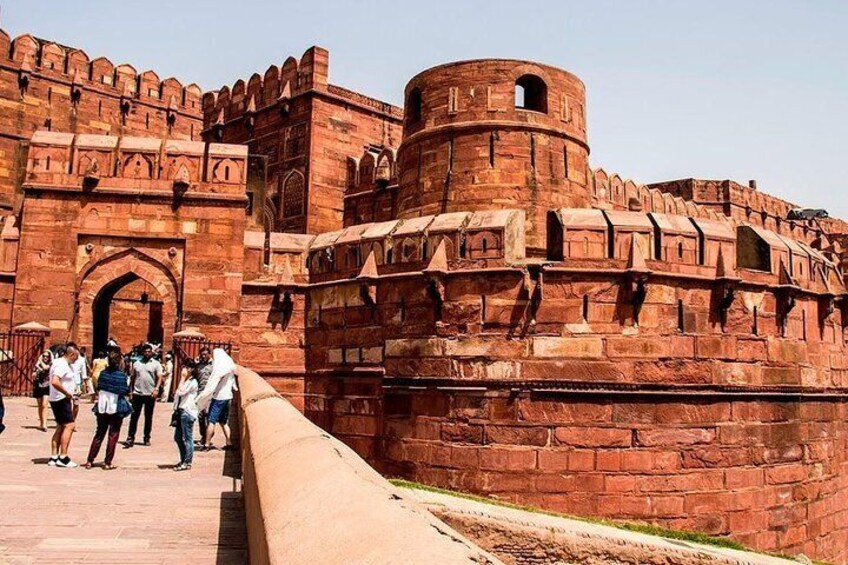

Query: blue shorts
[208,399,230,425]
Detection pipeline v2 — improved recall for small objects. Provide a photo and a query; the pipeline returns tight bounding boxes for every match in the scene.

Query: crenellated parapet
[23,131,247,200]
[0,30,205,212]
[1,30,203,122]
[201,47,330,132]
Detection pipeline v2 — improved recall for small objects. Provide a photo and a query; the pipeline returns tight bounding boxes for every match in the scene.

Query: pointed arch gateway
[75,248,181,353]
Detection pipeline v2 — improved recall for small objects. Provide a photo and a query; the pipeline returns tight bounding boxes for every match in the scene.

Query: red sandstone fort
[1,30,847,562]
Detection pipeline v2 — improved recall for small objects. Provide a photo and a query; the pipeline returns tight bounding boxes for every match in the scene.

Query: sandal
[104,464,116,470]
[84,462,93,469]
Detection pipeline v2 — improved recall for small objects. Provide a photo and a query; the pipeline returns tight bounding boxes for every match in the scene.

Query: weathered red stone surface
[1,26,848,562]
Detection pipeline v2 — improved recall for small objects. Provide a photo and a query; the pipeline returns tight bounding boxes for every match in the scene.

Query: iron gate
[0,330,47,396]
[171,336,232,398]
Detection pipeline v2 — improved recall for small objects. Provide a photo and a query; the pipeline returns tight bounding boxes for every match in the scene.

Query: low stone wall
[235,366,501,565]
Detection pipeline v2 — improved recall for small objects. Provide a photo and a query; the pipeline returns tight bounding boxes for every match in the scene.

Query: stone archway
[75,249,180,353]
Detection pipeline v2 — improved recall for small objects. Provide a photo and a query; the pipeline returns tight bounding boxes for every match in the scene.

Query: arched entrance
[92,273,166,354]
[75,249,180,353]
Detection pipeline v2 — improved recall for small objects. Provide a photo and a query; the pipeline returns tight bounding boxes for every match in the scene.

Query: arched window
[407,87,422,124]
[282,171,305,219]
[515,75,548,113]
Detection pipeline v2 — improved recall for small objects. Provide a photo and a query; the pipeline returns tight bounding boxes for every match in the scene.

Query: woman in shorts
[32,350,53,431]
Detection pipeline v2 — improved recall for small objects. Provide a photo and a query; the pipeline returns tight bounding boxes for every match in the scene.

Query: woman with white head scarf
[196,348,237,451]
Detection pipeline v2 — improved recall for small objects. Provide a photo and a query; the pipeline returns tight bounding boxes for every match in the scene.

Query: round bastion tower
[396,59,590,256]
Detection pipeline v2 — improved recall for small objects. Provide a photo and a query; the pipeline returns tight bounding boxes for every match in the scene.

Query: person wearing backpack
[84,348,132,470]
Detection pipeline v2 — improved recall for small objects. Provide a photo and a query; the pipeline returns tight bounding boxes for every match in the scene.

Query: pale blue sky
[6,1,847,216]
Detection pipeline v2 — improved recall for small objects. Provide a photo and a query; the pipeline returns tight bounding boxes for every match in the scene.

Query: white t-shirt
[71,355,87,388]
[174,378,199,419]
[212,372,237,401]
[48,358,76,402]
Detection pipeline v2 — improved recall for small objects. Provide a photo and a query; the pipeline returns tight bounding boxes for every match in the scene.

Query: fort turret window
[515,75,547,113]
[407,87,422,124]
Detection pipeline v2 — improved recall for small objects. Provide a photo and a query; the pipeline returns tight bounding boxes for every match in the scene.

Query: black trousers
[127,394,156,442]
[198,409,208,444]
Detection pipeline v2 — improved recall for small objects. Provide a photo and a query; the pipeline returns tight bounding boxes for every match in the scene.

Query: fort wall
[395,60,590,256]
[0,30,203,211]
[201,48,402,235]
[1,28,847,561]
[295,204,848,561]
[14,132,246,345]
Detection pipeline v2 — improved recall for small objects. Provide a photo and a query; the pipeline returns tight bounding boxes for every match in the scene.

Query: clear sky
[5,1,847,217]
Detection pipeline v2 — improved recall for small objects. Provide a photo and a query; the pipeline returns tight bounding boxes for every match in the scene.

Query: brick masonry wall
[396,60,590,255]
[202,48,402,235]
[0,31,202,212]
[14,134,246,347]
[303,266,848,562]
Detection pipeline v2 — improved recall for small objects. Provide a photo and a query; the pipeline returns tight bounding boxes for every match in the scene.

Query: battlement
[201,47,403,132]
[201,46,330,129]
[0,31,203,116]
[23,131,247,198]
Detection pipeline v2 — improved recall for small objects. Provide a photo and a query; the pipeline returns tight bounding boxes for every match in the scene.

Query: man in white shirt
[203,364,238,451]
[48,343,81,468]
[70,348,89,419]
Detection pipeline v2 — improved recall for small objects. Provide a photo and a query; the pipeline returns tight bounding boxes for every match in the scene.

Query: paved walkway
[0,396,247,564]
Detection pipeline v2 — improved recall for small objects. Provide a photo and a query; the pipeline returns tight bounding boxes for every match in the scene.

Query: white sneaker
[55,458,78,468]
[47,457,58,466]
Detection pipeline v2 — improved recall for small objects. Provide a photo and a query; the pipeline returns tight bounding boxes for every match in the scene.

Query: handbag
[116,396,133,419]
[170,408,183,427]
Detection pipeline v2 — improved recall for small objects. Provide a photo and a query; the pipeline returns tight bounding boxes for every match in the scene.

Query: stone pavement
[0,396,247,564]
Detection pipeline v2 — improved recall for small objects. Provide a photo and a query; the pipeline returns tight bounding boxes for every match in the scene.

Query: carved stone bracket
[426,275,445,321]
[82,158,101,190]
[625,236,651,326]
[18,61,31,97]
[523,265,544,326]
[715,279,739,328]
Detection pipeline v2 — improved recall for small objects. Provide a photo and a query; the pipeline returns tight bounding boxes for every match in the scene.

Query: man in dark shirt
[195,347,212,448]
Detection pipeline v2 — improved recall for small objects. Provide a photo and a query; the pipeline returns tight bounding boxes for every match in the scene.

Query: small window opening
[489,132,496,168]
[459,237,467,258]
[46,156,51,170]
[563,145,569,178]
[677,299,685,332]
[482,238,488,253]
[407,87,422,124]
[421,240,428,262]
[752,306,759,335]
[514,74,548,113]
[481,294,487,322]
[98,101,102,117]
[582,295,589,322]
[386,247,393,264]
[802,308,807,341]
[529,133,536,170]
[224,165,230,181]
[145,113,150,129]
[677,241,684,259]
